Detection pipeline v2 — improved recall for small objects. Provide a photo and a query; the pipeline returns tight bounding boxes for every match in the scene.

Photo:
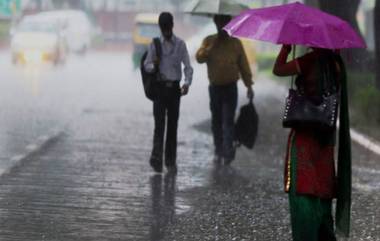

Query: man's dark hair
[159,12,174,29]
[213,14,232,25]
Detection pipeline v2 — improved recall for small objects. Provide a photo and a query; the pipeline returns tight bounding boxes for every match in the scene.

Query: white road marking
[38,135,49,141]
[26,144,38,151]
[10,155,24,162]
[350,128,380,156]
[353,183,380,192]
[355,167,380,175]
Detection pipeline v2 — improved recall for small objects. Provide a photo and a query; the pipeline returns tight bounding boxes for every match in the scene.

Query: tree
[319,0,368,70]
[319,0,361,33]
[376,0,380,90]
[304,0,319,7]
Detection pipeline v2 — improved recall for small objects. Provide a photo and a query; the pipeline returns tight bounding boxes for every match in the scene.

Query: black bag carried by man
[235,98,259,149]
[140,38,162,101]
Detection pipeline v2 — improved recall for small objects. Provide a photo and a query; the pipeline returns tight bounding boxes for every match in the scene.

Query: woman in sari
[273,45,351,241]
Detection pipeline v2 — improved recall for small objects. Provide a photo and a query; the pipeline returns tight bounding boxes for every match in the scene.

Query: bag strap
[153,37,162,62]
[152,37,162,74]
[290,45,296,89]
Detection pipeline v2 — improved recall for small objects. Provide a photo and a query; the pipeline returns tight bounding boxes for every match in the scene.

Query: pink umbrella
[223,1,366,49]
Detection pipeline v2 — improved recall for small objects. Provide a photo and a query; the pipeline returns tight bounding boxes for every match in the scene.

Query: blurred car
[10,15,67,65]
[132,13,161,68]
[34,10,93,54]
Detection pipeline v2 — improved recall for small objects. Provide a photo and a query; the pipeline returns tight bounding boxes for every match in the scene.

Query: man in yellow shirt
[196,14,254,165]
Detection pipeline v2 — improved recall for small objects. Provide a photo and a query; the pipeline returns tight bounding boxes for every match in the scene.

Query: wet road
[0,49,379,241]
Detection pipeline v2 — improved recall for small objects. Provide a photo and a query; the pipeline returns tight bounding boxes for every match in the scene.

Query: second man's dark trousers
[150,81,181,169]
[209,82,238,161]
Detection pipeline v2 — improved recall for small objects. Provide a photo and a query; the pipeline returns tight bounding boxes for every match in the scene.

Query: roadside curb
[0,130,64,177]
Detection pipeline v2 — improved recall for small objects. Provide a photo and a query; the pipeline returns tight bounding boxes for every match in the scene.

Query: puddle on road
[175,197,192,215]
[353,166,380,192]
[353,182,380,192]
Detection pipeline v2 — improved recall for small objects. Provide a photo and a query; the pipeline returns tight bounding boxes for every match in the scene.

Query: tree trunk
[319,0,368,70]
[319,0,361,34]
[375,0,380,90]
[304,0,319,7]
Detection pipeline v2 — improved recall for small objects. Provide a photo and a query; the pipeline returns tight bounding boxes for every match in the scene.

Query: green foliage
[256,53,277,72]
[347,71,380,139]
[352,83,380,122]
[0,21,10,40]
[347,72,380,115]
[257,59,380,138]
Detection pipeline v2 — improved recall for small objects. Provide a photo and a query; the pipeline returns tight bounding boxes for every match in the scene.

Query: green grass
[256,52,277,71]
[256,52,290,83]
[0,21,10,41]
[347,71,380,139]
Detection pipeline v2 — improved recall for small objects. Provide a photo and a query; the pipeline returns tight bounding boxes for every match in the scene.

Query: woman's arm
[273,45,300,76]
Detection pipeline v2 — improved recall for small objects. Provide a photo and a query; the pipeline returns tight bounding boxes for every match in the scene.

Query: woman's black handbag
[282,89,338,130]
[282,56,339,130]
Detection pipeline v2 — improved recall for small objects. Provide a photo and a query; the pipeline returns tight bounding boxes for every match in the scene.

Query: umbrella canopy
[184,0,249,16]
[224,1,366,49]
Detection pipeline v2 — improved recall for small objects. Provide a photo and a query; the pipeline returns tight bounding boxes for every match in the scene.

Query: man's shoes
[150,158,163,173]
[166,165,177,175]
[223,148,236,166]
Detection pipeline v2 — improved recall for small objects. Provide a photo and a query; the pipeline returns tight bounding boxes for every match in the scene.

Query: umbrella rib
[322,21,334,49]
[276,4,295,45]
[224,12,248,36]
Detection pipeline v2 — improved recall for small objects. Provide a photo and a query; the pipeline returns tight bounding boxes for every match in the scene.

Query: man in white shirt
[144,12,193,173]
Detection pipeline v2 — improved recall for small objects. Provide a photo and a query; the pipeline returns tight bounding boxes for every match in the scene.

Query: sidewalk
[164,77,380,241]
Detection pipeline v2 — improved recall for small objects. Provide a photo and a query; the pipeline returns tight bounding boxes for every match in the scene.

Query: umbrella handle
[291,45,296,89]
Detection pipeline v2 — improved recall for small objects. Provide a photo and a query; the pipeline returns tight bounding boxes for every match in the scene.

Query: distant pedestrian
[273,45,351,241]
[196,14,254,165]
[144,12,193,173]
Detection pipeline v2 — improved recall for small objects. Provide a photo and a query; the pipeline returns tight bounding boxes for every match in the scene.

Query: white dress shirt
[144,35,193,86]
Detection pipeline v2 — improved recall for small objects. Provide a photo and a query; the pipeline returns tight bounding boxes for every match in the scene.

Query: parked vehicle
[132,13,160,68]
[10,15,67,65]
[34,10,93,54]
[133,13,160,52]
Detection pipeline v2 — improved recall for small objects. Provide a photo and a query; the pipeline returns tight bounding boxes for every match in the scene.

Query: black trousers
[209,82,238,160]
[150,81,181,167]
